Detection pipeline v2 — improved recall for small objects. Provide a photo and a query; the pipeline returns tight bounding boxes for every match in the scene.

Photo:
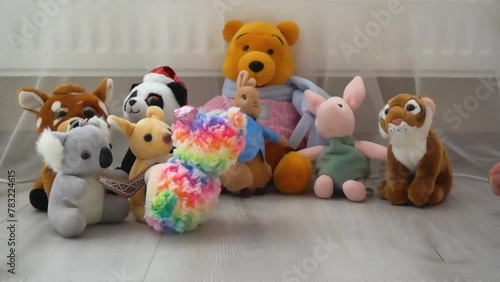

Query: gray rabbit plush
[36,117,129,238]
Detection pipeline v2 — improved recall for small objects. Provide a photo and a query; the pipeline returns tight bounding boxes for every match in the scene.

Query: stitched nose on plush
[99,147,113,168]
[249,61,264,73]
[128,99,137,106]
[390,118,403,126]
[162,133,172,144]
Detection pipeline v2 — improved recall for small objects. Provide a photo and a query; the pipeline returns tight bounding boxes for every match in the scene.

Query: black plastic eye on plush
[243,45,249,51]
[403,99,421,115]
[69,119,80,130]
[406,104,416,111]
[267,49,274,55]
[242,94,247,100]
[83,106,97,119]
[55,109,68,119]
[338,104,343,108]
[144,133,152,142]
[146,95,161,106]
[384,108,389,115]
[81,150,91,160]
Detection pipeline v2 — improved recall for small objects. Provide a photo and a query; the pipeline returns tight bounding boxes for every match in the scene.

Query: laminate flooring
[1,176,499,282]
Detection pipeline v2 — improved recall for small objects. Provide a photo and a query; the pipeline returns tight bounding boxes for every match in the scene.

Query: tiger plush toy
[377,93,453,207]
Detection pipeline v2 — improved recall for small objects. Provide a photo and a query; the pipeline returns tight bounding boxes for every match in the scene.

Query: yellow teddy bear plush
[204,20,330,195]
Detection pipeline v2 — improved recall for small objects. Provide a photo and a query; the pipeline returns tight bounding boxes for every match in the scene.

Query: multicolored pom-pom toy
[144,105,246,233]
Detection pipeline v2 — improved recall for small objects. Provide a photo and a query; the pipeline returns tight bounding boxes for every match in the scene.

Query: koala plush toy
[36,117,130,238]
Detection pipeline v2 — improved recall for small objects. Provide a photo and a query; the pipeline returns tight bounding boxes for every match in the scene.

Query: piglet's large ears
[343,76,366,111]
[304,90,326,115]
[17,88,49,114]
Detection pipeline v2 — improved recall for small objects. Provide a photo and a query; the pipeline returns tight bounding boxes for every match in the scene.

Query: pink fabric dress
[203,77,330,150]
[203,96,300,143]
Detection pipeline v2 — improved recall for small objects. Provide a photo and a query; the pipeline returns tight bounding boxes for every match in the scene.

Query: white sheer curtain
[1,0,499,185]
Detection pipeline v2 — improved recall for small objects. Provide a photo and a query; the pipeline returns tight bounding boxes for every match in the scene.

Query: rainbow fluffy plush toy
[144,105,246,233]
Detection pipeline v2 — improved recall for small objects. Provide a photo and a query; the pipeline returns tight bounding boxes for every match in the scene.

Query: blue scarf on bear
[222,76,330,149]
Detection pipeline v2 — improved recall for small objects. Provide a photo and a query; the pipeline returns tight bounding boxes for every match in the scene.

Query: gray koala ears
[87,116,110,138]
[36,117,110,174]
[36,130,67,173]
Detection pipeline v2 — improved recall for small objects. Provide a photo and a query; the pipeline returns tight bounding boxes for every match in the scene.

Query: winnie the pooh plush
[203,20,330,194]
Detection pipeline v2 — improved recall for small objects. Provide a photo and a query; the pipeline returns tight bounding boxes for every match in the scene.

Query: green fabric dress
[316,136,371,193]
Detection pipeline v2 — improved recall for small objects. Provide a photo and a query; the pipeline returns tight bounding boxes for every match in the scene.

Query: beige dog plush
[107,106,173,222]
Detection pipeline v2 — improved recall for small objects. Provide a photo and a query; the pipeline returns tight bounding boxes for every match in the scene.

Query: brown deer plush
[17,78,113,211]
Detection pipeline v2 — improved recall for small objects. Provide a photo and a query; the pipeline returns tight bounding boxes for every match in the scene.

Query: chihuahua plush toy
[378,93,453,206]
[107,106,173,222]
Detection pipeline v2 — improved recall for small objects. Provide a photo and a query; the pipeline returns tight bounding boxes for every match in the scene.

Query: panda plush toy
[117,66,188,175]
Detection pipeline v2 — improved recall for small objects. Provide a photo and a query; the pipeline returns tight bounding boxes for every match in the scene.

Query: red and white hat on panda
[123,66,188,124]
[143,66,188,106]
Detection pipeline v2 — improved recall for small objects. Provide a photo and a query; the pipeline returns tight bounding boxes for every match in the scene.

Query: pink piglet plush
[298,76,387,202]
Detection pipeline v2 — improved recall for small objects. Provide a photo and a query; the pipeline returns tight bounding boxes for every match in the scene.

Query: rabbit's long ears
[236,70,250,89]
